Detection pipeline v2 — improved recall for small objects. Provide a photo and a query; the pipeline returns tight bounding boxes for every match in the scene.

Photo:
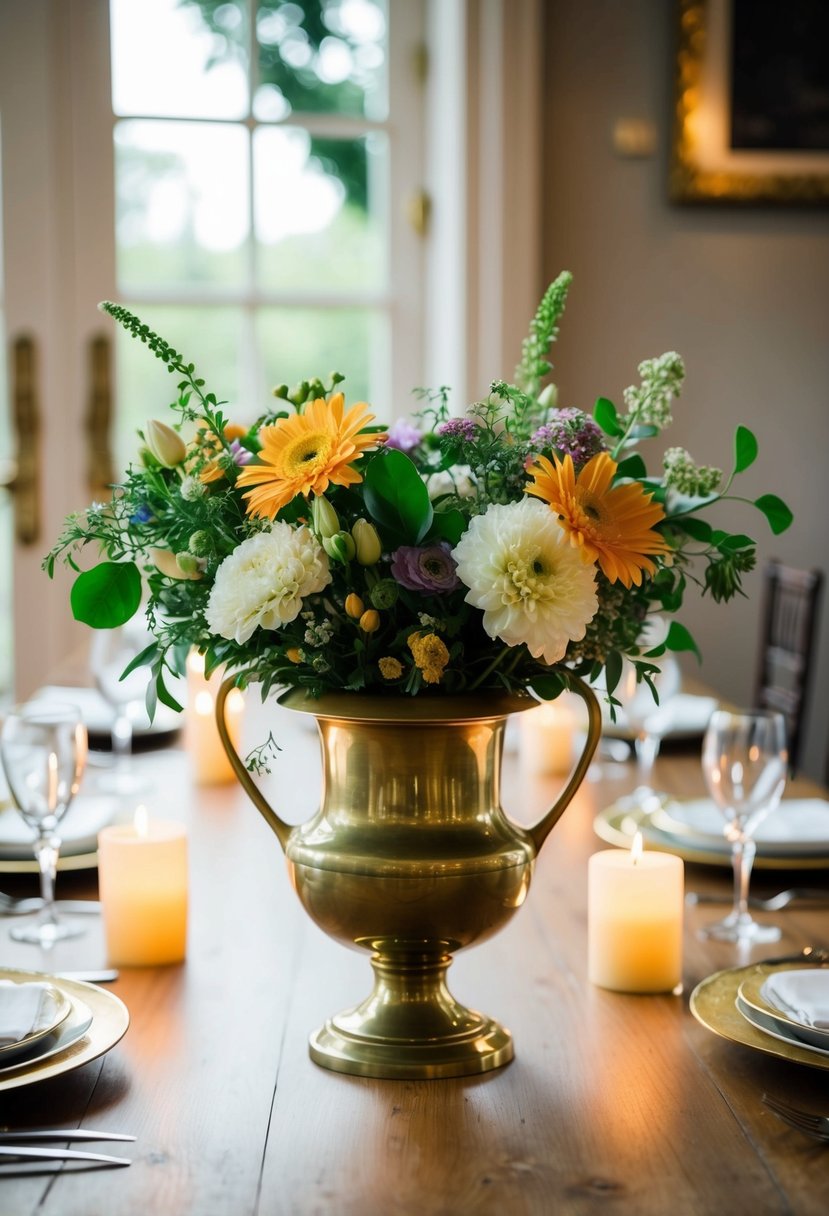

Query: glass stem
[112,712,133,767]
[34,832,60,929]
[731,834,757,926]
[634,731,660,790]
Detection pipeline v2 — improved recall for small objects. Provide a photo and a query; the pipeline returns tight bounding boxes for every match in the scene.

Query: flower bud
[145,419,187,468]
[312,494,340,539]
[352,518,382,565]
[150,547,202,581]
[359,609,380,633]
[188,530,213,557]
[322,531,356,563]
[537,382,558,410]
[370,579,399,610]
[175,551,201,577]
[345,593,365,619]
[285,648,303,664]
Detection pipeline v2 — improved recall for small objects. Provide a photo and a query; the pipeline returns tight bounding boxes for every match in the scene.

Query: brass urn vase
[217,679,601,1080]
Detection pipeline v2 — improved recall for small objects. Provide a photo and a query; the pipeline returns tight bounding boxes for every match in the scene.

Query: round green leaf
[70,562,142,628]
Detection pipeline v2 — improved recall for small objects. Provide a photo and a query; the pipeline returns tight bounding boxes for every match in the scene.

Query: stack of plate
[594,796,829,869]
[691,961,829,1071]
[0,790,120,874]
[0,968,129,1091]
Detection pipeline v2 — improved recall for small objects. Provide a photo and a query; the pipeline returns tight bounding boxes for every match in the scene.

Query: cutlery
[0,1145,130,1166]
[762,1093,829,1142]
[55,970,119,984]
[762,947,829,967]
[0,1129,135,1143]
[0,893,101,916]
[686,888,829,911]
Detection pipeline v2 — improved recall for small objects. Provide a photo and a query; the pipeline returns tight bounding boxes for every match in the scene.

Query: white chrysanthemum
[424,465,477,500]
[453,498,598,665]
[205,523,331,644]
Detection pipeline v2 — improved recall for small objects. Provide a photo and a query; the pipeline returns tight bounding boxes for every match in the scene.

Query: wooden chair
[754,560,823,773]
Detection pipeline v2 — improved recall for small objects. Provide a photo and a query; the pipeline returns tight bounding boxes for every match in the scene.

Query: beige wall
[541,0,829,780]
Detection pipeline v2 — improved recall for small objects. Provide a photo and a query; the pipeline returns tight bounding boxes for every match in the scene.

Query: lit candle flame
[194,690,214,717]
[134,804,149,838]
[631,831,644,865]
[46,751,58,813]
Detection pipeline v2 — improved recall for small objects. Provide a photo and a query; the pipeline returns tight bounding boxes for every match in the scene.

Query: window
[109,0,425,470]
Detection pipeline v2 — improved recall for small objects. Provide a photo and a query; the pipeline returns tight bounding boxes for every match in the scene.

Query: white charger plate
[0,794,120,861]
[652,798,829,856]
[735,993,829,1059]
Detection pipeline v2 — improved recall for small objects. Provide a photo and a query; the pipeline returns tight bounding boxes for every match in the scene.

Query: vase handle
[527,674,603,855]
[215,676,292,853]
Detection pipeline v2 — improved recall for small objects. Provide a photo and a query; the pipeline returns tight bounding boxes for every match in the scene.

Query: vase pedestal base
[308,941,514,1079]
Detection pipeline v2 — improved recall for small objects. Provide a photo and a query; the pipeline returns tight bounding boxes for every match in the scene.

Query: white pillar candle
[520,700,575,776]
[588,835,684,993]
[98,806,188,966]
[185,652,244,784]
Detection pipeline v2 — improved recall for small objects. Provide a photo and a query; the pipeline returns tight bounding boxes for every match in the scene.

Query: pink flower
[391,542,461,594]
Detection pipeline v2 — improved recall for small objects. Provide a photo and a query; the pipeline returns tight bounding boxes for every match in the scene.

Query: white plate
[0,995,93,1075]
[602,693,718,740]
[652,798,829,855]
[735,993,829,1058]
[0,794,120,860]
[0,980,71,1060]
[32,685,182,740]
[747,969,829,1052]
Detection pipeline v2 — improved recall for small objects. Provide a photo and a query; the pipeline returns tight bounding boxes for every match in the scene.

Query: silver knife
[0,1130,135,1143]
[0,1145,131,1166]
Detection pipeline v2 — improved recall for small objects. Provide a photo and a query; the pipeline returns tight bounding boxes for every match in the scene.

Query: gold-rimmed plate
[593,801,829,870]
[0,968,129,1091]
[690,961,829,1071]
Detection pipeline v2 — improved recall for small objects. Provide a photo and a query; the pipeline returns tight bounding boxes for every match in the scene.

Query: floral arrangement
[46,272,792,719]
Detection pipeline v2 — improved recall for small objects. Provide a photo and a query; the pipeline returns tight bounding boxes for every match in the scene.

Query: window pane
[114,307,245,475]
[115,121,250,291]
[257,307,388,408]
[252,0,388,121]
[111,0,248,119]
[254,128,386,291]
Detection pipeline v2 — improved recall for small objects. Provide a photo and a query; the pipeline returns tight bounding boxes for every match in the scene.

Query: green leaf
[120,642,159,679]
[664,621,701,662]
[734,425,758,474]
[70,562,142,628]
[155,673,184,714]
[674,517,713,543]
[604,650,623,696]
[614,454,647,481]
[530,673,566,701]
[430,508,467,545]
[718,533,755,552]
[593,396,623,437]
[363,450,434,544]
[754,494,794,535]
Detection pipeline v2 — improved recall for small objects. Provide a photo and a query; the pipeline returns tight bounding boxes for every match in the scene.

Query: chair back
[754,560,823,772]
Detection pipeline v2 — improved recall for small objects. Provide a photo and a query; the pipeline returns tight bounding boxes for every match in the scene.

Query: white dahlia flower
[453,498,598,665]
[205,523,331,645]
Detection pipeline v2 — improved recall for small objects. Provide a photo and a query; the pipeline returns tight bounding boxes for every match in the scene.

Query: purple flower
[229,438,254,467]
[391,542,461,595]
[530,408,606,468]
[437,417,480,443]
[385,419,422,454]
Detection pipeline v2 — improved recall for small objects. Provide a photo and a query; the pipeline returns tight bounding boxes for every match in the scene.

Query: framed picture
[670,0,829,204]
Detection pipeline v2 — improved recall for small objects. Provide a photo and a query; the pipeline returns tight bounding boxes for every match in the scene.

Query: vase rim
[278,688,537,723]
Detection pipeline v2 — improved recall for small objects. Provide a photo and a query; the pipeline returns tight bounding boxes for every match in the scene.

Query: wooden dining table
[1,695,829,1216]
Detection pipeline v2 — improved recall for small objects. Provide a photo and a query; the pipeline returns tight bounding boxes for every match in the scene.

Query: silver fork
[686,888,829,911]
[763,1094,829,1142]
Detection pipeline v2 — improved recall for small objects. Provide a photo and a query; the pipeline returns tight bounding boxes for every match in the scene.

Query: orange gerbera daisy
[525,451,670,588]
[236,393,384,520]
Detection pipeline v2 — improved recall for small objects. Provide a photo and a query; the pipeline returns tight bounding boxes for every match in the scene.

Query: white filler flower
[206,523,331,644]
[453,498,598,664]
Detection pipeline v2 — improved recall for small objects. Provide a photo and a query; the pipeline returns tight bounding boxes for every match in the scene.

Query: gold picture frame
[670,0,829,204]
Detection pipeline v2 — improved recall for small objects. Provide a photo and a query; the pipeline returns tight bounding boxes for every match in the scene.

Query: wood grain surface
[1,698,828,1216]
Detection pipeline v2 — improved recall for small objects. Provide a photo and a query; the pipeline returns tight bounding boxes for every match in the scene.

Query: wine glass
[618,653,681,804]
[0,701,88,945]
[701,709,788,943]
[89,621,153,795]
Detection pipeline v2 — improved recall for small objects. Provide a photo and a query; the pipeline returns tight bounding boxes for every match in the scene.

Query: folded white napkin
[0,981,58,1046]
[762,969,829,1031]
